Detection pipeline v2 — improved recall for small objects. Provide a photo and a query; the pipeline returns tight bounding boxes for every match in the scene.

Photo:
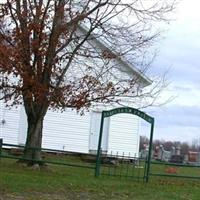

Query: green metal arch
[102,107,154,123]
[95,107,154,182]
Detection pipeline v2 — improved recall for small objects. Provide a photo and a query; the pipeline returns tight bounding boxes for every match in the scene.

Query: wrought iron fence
[96,151,148,181]
[0,139,95,170]
[149,160,200,180]
[0,139,148,181]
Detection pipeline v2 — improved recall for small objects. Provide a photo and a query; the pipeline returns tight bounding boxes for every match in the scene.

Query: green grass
[1,157,200,200]
[150,161,200,178]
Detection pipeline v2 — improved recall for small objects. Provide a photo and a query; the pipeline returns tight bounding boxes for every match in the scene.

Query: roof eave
[78,25,152,87]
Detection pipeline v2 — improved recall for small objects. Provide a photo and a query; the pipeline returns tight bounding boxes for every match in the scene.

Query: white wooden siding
[108,113,140,157]
[1,101,141,157]
[42,109,91,153]
[0,101,20,145]
[0,101,2,139]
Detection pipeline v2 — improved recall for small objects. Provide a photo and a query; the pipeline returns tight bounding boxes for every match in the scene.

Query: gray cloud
[140,105,200,142]
[146,105,200,128]
[151,49,200,85]
[173,85,192,92]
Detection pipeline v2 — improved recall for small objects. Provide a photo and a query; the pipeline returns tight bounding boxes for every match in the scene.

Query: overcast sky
[140,0,200,143]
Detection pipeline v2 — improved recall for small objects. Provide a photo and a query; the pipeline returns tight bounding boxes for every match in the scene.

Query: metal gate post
[95,112,104,177]
[145,119,154,182]
[0,138,3,159]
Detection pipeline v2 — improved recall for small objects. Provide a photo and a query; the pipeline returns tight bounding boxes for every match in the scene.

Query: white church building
[0,27,151,157]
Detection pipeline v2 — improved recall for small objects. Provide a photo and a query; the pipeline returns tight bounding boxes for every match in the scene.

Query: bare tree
[0,0,176,165]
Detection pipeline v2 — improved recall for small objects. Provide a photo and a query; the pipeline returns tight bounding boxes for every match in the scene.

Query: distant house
[0,28,151,157]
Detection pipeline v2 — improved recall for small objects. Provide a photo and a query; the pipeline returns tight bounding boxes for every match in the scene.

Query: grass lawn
[1,157,200,200]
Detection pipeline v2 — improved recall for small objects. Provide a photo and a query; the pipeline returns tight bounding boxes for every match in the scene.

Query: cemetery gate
[95,107,154,182]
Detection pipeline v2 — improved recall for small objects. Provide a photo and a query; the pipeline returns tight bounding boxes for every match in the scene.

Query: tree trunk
[23,114,44,166]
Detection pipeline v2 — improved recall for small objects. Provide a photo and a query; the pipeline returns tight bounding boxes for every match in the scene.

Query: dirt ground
[0,191,115,200]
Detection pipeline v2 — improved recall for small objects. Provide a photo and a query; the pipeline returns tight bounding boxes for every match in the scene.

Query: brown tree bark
[22,99,48,166]
[23,115,44,165]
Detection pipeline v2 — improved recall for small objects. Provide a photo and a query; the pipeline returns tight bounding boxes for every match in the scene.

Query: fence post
[0,138,3,159]
[145,119,154,182]
[95,113,104,177]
